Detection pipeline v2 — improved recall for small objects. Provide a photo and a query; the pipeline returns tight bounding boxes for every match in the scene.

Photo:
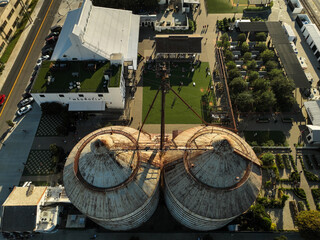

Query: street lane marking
[0,0,54,118]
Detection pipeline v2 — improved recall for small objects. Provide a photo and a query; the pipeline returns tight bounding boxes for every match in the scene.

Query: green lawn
[206,0,247,13]
[31,61,121,93]
[244,131,287,146]
[142,62,213,124]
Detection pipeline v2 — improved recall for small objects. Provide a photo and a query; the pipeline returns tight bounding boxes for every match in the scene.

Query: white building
[288,0,303,14]
[301,24,320,63]
[51,0,140,70]
[1,185,70,237]
[304,100,320,143]
[282,23,297,43]
[31,61,125,110]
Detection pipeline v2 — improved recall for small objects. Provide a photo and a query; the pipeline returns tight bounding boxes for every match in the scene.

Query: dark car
[45,32,59,41]
[50,25,62,33]
[0,94,5,106]
[46,36,58,44]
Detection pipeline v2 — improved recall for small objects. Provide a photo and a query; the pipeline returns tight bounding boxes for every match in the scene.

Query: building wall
[31,89,125,110]
[0,0,29,57]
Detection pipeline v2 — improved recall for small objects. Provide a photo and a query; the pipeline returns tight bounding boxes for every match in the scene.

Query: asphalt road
[0,0,62,139]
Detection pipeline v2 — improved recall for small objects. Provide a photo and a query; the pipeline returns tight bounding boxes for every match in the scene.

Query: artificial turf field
[206,0,247,13]
[142,62,213,124]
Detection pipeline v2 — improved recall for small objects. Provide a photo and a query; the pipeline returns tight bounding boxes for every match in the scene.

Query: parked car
[22,92,32,99]
[36,58,42,66]
[50,25,62,33]
[0,94,5,106]
[45,36,58,44]
[41,55,50,60]
[45,32,59,41]
[17,104,32,116]
[18,97,34,108]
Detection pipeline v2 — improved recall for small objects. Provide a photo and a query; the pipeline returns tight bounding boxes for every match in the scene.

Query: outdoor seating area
[31,61,121,93]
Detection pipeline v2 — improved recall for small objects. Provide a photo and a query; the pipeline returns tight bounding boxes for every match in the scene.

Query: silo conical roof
[164,126,262,231]
[63,126,160,230]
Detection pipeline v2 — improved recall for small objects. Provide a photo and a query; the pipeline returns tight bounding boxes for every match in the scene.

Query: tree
[244,52,252,62]
[226,61,236,70]
[265,60,278,72]
[224,50,233,61]
[256,32,267,41]
[229,77,247,94]
[247,60,257,71]
[261,152,275,166]
[256,42,267,52]
[251,78,269,92]
[271,76,295,111]
[237,33,246,43]
[228,68,241,80]
[223,40,231,50]
[268,69,283,79]
[255,90,276,112]
[235,91,254,112]
[220,32,229,43]
[261,49,275,63]
[248,71,259,82]
[296,211,320,239]
[241,42,249,53]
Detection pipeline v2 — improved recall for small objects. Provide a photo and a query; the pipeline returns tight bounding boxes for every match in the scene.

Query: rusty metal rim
[73,129,140,192]
[183,127,254,192]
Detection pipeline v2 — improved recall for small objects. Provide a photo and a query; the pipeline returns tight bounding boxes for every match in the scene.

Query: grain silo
[63,126,161,230]
[164,126,262,231]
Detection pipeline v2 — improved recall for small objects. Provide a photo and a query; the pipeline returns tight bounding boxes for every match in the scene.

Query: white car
[18,97,34,108]
[17,104,32,116]
[42,55,50,60]
[36,58,42,66]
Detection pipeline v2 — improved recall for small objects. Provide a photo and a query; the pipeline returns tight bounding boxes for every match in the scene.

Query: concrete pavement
[31,230,304,240]
[0,104,41,228]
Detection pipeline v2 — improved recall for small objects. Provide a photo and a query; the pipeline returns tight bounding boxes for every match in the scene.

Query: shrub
[311,189,320,202]
[275,154,285,169]
[293,188,306,200]
[6,120,14,127]
[290,172,300,183]
[296,211,320,236]
[261,152,275,166]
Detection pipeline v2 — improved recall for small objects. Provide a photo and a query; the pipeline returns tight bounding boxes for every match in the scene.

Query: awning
[68,101,106,111]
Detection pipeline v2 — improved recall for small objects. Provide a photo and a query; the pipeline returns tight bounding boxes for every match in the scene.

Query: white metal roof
[282,23,296,37]
[68,101,105,111]
[304,100,320,126]
[307,125,320,142]
[51,8,81,61]
[52,0,140,69]
[304,24,320,51]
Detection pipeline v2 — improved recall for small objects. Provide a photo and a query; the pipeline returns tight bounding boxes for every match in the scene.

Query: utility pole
[160,75,166,151]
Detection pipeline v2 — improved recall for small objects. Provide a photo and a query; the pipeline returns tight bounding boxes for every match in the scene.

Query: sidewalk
[0,0,45,91]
